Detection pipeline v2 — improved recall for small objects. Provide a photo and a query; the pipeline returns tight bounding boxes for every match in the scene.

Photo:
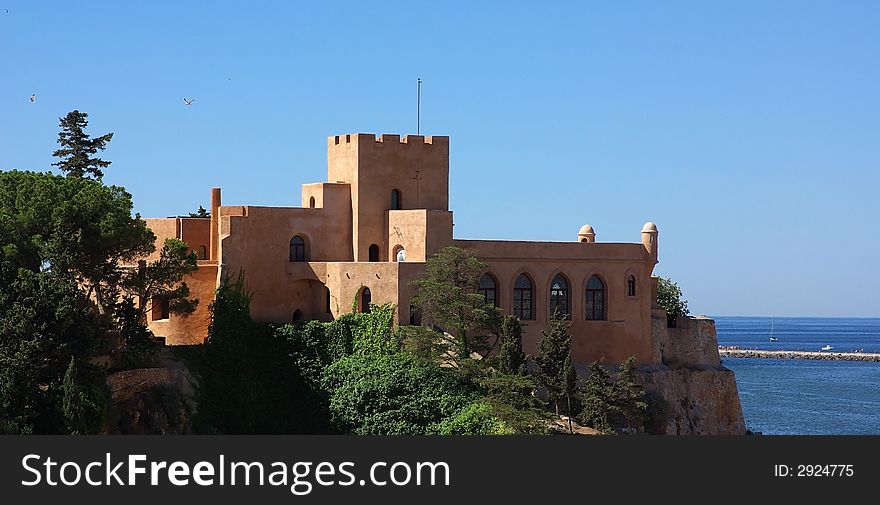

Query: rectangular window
[152,296,170,321]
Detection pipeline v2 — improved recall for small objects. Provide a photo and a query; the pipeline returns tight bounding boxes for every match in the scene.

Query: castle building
[142,133,664,365]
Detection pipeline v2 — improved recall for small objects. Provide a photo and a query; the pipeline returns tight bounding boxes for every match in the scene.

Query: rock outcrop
[641,315,746,435]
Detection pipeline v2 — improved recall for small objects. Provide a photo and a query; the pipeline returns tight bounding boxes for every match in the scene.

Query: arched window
[585,275,606,320]
[325,287,332,314]
[627,275,636,297]
[289,235,307,262]
[513,274,534,320]
[391,189,401,210]
[368,244,380,262]
[292,309,304,323]
[479,273,498,307]
[394,246,406,262]
[198,245,208,260]
[549,274,570,319]
[360,287,372,313]
[309,196,316,208]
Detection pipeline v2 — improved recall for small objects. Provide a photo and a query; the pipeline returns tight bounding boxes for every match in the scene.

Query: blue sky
[1,1,878,317]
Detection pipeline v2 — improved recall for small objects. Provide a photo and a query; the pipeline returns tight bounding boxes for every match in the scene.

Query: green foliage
[0,266,105,433]
[62,358,85,433]
[0,114,195,433]
[497,315,526,375]
[351,303,398,356]
[275,320,332,389]
[195,275,326,434]
[121,238,199,324]
[470,365,552,434]
[435,401,512,435]
[579,363,617,434]
[52,110,113,180]
[656,276,689,327]
[562,353,578,418]
[578,357,649,434]
[321,353,477,435]
[613,357,648,433]
[188,205,210,218]
[397,324,450,361]
[535,310,574,414]
[411,246,501,361]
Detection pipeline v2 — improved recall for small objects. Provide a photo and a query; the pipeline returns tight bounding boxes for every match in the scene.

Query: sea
[714,316,880,435]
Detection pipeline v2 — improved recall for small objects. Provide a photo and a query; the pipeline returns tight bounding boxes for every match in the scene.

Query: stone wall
[655,315,721,367]
[640,314,745,435]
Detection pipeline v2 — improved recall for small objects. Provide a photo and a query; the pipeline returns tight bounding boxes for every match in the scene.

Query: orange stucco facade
[142,133,664,364]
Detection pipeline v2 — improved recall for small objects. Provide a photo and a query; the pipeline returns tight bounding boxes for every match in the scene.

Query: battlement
[329,133,448,148]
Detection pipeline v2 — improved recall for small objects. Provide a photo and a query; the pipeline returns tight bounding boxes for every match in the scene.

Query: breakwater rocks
[719,347,880,362]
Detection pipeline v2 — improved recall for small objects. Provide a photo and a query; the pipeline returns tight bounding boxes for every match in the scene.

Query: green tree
[534,310,573,415]
[62,358,85,434]
[397,325,450,361]
[562,353,578,429]
[612,357,648,433]
[196,274,324,434]
[657,276,689,327]
[188,205,210,218]
[497,315,526,375]
[579,363,616,434]
[52,110,113,180]
[0,267,105,434]
[411,246,500,361]
[121,238,199,326]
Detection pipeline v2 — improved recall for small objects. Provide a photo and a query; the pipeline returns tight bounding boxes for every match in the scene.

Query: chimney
[209,187,221,261]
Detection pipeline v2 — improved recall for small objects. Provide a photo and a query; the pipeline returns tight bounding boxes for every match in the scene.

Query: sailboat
[769,319,778,342]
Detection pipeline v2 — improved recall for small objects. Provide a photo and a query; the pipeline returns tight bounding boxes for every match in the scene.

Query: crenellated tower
[326,133,450,262]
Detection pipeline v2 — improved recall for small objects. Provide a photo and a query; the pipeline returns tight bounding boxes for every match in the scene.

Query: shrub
[435,401,512,435]
[321,353,476,435]
[656,277,689,327]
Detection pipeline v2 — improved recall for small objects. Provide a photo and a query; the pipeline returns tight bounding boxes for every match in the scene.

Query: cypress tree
[535,309,572,414]
[62,357,85,434]
[498,315,526,375]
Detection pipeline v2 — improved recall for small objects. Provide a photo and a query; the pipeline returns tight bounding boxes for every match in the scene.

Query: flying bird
[183,98,195,106]
[29,93,35,103]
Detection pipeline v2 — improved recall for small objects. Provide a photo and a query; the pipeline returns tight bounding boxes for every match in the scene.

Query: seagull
[183,98,195,106]
[29,93,35,103]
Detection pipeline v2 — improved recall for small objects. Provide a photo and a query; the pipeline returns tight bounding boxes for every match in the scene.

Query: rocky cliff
[640,315,746,435]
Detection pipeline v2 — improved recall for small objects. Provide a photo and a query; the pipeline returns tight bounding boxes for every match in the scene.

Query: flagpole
[417,78,422,135]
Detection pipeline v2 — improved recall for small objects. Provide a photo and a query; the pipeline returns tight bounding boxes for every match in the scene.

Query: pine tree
[52,110,114,179]
[612,356,648,433]
[498,315,526,375]
[411,246,500,362]
[579,362,616,434]
[62,357,85,434]
[535,309,572,414]
[188,205,210,218]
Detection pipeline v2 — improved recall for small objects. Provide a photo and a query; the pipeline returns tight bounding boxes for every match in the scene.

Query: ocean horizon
[714,316,880,435]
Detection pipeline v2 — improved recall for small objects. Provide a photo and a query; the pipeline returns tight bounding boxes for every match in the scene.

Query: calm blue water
[714,317,880,435]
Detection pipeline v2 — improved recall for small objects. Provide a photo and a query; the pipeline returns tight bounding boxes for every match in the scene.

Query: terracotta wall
[146,262,218,345]
[326,134,449,262]
[455,239,656,364]
[142,217,211,260]
[218,204,353,324]
[386,209,453,262]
